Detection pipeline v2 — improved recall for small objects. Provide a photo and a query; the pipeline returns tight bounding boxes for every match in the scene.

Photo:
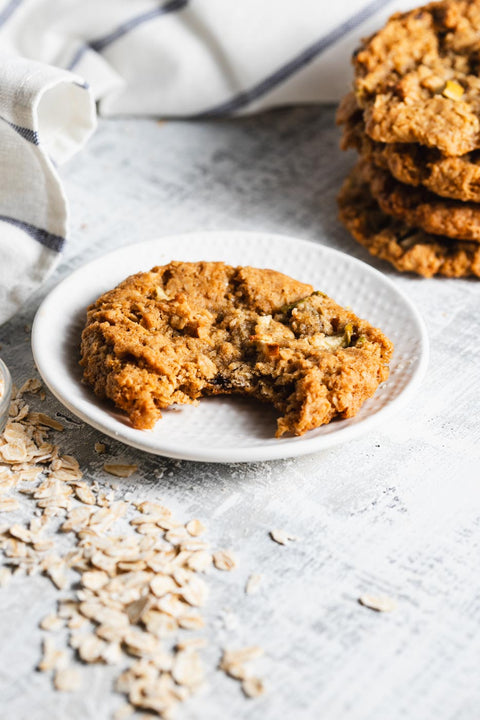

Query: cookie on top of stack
[337,0,480,278]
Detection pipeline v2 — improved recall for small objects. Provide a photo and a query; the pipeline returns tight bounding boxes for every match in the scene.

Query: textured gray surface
[1,106,480,720]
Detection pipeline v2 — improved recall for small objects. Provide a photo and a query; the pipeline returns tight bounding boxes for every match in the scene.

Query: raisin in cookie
[338,166,480,277]
[353,0,480,156]
[338,91,480,203]
[80,261,393,437]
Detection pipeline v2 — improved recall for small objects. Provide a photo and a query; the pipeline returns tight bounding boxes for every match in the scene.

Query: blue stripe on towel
[73,79,90,90]
[67,45,88,71]
[9,122,39,144]
[0,0,23,27]
[0,115,39,144]
[0,216,65,252]
[68,0,188,70]
[195,0,392,117]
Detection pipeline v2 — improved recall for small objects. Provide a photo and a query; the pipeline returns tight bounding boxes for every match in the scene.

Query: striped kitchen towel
[0,0,419,324]
[0,53,96,325]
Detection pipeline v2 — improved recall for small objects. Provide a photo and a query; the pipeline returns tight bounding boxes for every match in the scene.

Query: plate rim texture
[31,231,429,463]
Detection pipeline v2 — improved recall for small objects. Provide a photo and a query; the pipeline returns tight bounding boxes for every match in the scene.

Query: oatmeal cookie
[353,0,480,156]
[357,158,480,242]
[338,92,480,203]
[80,261,393,437]
[338,165,480,277]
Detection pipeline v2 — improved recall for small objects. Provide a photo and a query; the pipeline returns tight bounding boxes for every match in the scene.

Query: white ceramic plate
[32,232,428,463]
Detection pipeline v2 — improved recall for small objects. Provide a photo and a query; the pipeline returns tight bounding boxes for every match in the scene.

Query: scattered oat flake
[40,613,64,631]
[68,614,88,630]
[33,538,55,552]
[102,641,123,665]
[245,573,262,595]
[176,638,207,651]
[0,381,255,718]
[113,704,135,720]
[45,561,68,590]
[125,595,150,625]
[136,501,171,516]
[186,550,212,573]
[8,524,31,543]
[30,413,64,431]
[171,649,204,688]
[178,615,205,631]
[224,662,248,680]
[0,567,11,587]
[219,646,265,695]
[221,646,264,666]
[104,463,138,478]
[81,570,109,591]
[180,576,209,607]
[38,638,68,672]
[74,484,96,505]
[185,519,205,537]
[0,497,19,512]
[54,666,82,692]
[242,676,265,698]
[150,574,177,598]
[18,378,42,394]
[78,634,107,663]
[143,610,178,636]
[164,527,189,545]
[358,594,397,612]
[213,550,236,571]
[270,529,298,545]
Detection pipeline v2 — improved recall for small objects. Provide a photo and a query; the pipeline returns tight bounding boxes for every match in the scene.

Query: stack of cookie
[337,0,480,278]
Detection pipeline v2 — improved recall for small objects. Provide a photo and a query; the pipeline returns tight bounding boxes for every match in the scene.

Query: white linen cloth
[0,0,419,325]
